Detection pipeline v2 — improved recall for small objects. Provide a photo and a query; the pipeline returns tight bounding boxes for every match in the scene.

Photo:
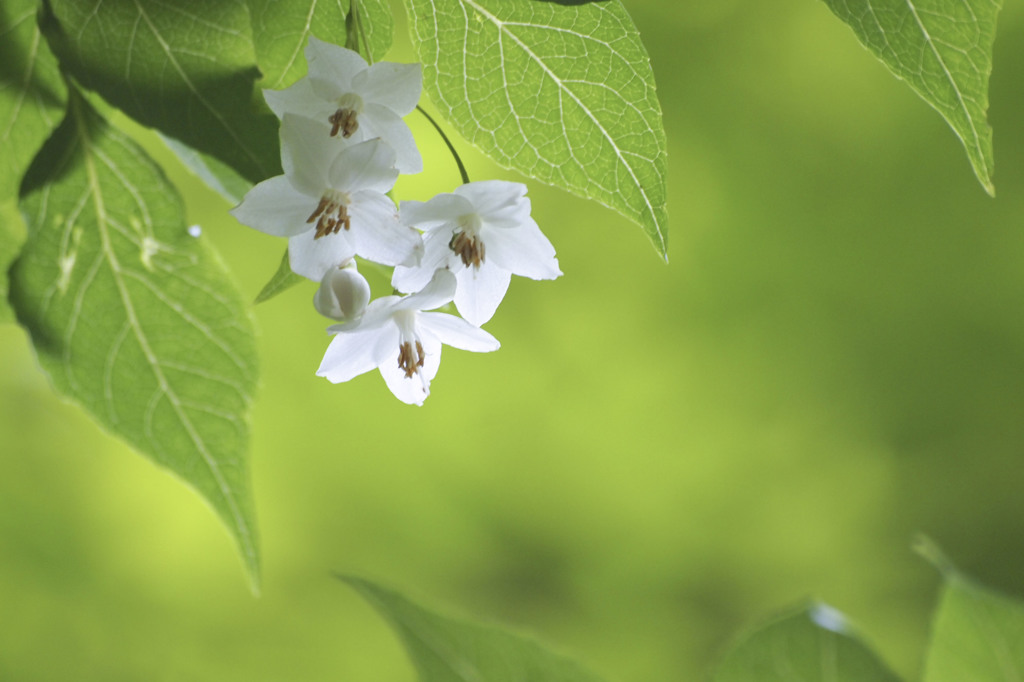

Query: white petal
[355,62,422,116]
[280,114,339,195]
[317,325,397,383]
[288,229,357,281]
[397,269,458,312]
[454,180,528,219]
[263,79,329,120]
[305,37,364,98]
[400,194,473,231]
[359,105,422,174]
[484,217,561,280]
[378,334,441,405]
[453,263,511,326]
[349,192,422,266]
[391,229,456,294]
[419,312,500,352]
[231,176,315,237]
[314,264,370,321]
[328,139,398,193]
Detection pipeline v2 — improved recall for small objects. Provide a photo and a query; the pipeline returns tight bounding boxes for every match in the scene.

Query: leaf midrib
[71,94,256,570]
[456,0,666,254]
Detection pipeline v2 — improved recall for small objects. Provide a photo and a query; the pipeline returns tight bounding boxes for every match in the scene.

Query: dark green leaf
[344,576,612,682]
[12,90,261,586]
[822,0,1002,195]
[714,604,901,682]
[254,248,304,304]
[403,0,668,258]
[43,0,281,184]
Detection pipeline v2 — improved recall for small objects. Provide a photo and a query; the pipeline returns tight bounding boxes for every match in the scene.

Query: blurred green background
[3,1,1024,680]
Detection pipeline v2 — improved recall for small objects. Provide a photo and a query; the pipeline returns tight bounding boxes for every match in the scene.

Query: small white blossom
[264,37,423,174]
[314,260,371,321]
[231,114,421,281]
[317,270,499,405]
[392,180,561,326]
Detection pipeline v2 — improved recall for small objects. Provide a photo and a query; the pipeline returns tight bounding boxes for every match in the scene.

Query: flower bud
[314,261,370,321]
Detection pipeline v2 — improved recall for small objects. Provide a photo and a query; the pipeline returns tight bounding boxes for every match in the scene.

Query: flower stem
[416,106,471,186]
[348,0,374,64]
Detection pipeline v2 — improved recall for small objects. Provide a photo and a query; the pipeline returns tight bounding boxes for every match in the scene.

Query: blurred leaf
[822,0,1002,195]
[254,248,304,303]
[920,542,1024,682]
[43,0,281,184]
[713,604,901,682]
[344,576,612,682]
[249,0,351,90]
[160,133,253,205]
[12,90,261,586]
[356,0,395,62]
[403,0,669,258]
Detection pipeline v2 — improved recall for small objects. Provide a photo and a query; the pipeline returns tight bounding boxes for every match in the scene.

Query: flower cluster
[231,37,561,405]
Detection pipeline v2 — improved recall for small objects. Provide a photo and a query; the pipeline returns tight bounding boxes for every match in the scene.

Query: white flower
[317,270,499,405]
[392,180,561,326]
[314,260,370,321]
[231,114,421,281]
[264,37,423,174]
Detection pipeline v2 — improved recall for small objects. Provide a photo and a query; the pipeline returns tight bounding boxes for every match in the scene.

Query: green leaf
[1,0,67,199]
[249,0,352,90]
[402,0,668,258]
[344,576,613,682]
[254,248,304,304]
[1,0,68,321]
[1,201,25,324]
[160,134,253,205]
[921,546,1024,681]
[43,0,281,184]
[714,604,901,682]
[356,0,395,62]
[11,90,261,587]
[821,0,1002,196]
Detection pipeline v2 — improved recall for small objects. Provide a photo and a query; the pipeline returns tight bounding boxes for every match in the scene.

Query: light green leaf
[43,0,281,184]
[356,0,395,62]
[822,0,1002,195]
[12,90,261,586]
[254,248,304,304]
[249,0,351,90]
[920,543,1024,682]
[714,605,901,682]
[160,134,253,205]
[344,576,612,682]
[402,0,668,258]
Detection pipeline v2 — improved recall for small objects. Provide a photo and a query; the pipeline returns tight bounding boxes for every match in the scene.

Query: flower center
[306,191,352,238]
[328,93,365,138]
[394,310,426,379]
[449,214,485,268]
[397,340,426,378]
